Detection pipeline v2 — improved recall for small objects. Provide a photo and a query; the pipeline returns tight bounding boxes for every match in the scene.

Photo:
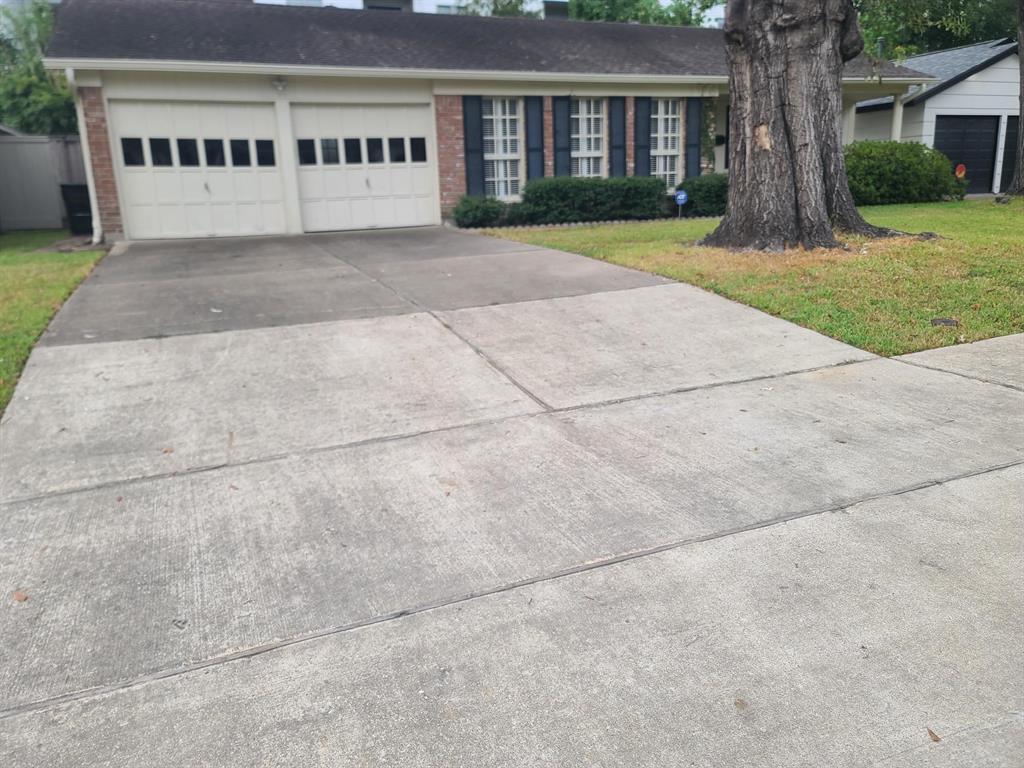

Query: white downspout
[67,68,103,245]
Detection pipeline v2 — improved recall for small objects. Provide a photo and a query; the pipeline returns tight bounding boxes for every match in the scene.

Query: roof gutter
[44,57,929,86]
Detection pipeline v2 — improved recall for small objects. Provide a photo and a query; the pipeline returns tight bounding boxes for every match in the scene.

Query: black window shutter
[634,97,651,177]
[525,96,544,181]
[463,96,485,196]
[553,96,571,176]
[609,97,626,177]
[685,98,703,179]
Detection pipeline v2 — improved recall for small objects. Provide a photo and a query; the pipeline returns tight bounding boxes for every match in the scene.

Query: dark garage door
[1000,116,1019,193]
[933,115,999,194]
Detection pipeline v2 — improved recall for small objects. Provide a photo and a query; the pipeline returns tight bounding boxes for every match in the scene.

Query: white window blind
[570,98,604,178]
[650,98,681,188]
[482,97,522,199]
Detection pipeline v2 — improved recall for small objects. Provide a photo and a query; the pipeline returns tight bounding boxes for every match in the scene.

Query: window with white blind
[482,97,522,199]
[570,98,604,177]
[650,98,681,188]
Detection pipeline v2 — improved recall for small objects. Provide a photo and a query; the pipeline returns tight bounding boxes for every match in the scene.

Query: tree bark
[704,0,892,250]
[1004,1,1023,195]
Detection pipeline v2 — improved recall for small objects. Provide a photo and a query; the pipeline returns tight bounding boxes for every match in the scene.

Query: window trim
[570,97,606,178]
[481,96,524,201]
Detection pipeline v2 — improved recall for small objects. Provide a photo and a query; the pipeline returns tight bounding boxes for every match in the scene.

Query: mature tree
[856,0,1018,57]
[704,0,890,250]
[569,0,716,26]
[0,0,75,135]
[1004,2,1022,195]
[458,0,540,17]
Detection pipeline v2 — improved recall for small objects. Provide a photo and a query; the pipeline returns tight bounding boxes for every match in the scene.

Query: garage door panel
[110,100,285,239]
[293,103,437,232]
[934,115,999,194]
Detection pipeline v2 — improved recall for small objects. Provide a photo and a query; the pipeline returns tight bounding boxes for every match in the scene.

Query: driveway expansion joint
[0,355,875,507]
[894,356,1024,393]
[2,457,1019,722]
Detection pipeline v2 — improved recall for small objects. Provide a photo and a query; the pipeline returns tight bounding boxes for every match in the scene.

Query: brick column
[435,95,466,217]
[542,96,554,177]
[625,96,636,176]
[78,86,123,238]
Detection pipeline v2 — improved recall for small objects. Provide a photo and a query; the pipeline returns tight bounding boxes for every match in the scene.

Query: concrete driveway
[1,227,1021,766]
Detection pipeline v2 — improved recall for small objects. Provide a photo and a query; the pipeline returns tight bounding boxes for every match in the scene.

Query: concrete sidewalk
[0,228,1020,766]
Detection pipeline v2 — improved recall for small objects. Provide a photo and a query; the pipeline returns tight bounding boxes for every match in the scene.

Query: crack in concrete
[1,458,1019,722]
[893,356,1024,394]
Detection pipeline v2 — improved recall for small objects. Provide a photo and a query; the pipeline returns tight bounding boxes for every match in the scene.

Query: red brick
[78,86,123,236]
[434,95,466,217]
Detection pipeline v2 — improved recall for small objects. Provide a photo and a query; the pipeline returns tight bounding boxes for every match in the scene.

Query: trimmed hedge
[844,140,966,205]
[675,173,728,217]
[452,176,667,228]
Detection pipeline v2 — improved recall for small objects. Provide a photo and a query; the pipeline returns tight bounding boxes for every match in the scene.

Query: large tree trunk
[1005,2,1023,195]
[704,0,891,250]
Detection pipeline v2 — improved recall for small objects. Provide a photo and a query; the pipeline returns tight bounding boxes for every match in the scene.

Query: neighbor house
[855,39,1020,194]
[44,0,927,241]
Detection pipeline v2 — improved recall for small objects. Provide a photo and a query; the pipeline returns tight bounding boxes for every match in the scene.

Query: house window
[570,98,604,177]
[650,98,681,188]
[482,97,521,199]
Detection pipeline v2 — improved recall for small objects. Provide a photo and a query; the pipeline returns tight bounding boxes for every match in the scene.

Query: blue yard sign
[675,190,689,206]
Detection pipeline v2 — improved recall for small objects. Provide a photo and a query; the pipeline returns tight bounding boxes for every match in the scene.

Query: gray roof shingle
[858,38,1018,110]
[47,0,927,80]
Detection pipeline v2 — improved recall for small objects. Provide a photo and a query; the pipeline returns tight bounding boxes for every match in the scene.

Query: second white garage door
[292,104,438,231]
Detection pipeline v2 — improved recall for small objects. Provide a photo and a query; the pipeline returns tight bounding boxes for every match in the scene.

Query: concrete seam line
[0,356,872,507]
[1,458,1020,721]
[893,356,1024,394]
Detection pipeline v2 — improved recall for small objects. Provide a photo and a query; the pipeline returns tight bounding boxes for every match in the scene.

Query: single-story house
[45,0,928,241]
[855,39,1020,194]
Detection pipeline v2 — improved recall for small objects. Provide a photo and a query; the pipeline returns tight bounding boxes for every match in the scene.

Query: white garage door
[109,101,286,239]
[292,104,438,231]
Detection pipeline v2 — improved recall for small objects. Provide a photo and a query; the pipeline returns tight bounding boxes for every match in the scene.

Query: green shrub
[844,141,966,205]
[675,173,728,217]
[520,176,667,224]
[452,196,507,228]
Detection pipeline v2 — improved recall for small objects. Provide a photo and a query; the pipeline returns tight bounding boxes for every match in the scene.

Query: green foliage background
[0,0,76,135]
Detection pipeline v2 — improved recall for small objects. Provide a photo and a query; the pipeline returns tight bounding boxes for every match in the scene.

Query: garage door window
[344,138,362,164]
[388,138,406,163]
[256,139,276,167]
[410,137,427,163]
[367,138,385,164]
[230,139,252,166]
[177,139,200,167]
[297,139,317,165]
[149,138,173,167]
[204,139,226,167]
[121,138,145,166]
[321,138,340,165]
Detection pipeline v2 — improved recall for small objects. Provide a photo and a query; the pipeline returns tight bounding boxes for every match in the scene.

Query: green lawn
[0,231,104,414]
[486,199,1024,356]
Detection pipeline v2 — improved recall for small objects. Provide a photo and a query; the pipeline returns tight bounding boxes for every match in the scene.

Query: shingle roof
[47,0,926,80]
[858,38,1018,110]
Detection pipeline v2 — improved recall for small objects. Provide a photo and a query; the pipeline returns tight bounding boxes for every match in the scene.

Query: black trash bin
[60,184,93,236]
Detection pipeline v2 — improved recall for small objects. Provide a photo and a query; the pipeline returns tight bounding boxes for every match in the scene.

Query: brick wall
[435,95,466,216]
[78,86,123,237]
[542,96,555,177]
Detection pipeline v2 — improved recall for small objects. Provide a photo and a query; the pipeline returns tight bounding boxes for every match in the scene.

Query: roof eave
[45,56,930,86]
